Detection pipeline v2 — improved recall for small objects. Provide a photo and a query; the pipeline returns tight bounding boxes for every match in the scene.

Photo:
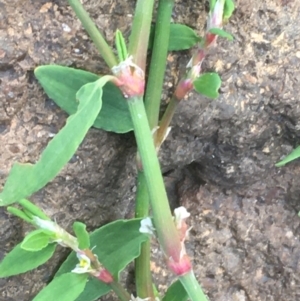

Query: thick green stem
[134,1,175,298]
[144,0,175,130]
[128,97,182,263]
[128,0,155,71]
[109,281,131,301]
[179,271,209,301]
[68,0,118,68]
[134,171,155,299]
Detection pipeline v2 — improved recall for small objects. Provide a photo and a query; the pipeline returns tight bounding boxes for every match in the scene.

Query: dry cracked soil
[1,0,300,300]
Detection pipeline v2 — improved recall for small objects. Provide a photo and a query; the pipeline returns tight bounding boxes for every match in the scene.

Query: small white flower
[174,206,190,227]
[72,253,93,274]
[139,217,155,235]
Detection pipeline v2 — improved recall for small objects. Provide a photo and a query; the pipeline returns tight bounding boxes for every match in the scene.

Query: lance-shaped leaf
[275,146,300,167]
[0,243,56,277]
[209,28,233,41]
[56,219,148,301]
[162,280,188,301]
[34,65,133,133]
[33,273,88,301]
[149,24,202,51]
[0,76,111,206]
[169,24,202,51]
[193,72,222,99]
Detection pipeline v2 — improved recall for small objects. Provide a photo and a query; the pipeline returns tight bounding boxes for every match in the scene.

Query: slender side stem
[110,281,132,301]
[68,0,118,68]
[156,96,179,148]
[135,171,150,218]
[134,171,155,299]
[179,271,209,301]
[144,0,175,130]
[128,0,155,71]
[128,97,182,264]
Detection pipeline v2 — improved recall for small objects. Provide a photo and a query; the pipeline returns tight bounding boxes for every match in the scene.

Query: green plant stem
[134,1,175,298]
[128,0,155,71]
[135,171,150,218]
[134,171,155,299]
[128,97,182,263]
[110,281,131,301]
[144,0,175,130]
[179,271,208,301]
[68,0,118,68]
[156,96,179,148]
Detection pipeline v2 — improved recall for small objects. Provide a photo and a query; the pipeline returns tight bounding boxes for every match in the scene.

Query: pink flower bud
[208,0,225,30]
[174,79,194,101]
[112,56,145,98]
[167,253,192,276]
[97,269,114,284]
[205,0,225,47]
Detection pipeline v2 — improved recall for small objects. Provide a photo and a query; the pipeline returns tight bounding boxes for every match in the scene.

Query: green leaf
[115,29,128,62]
[73,222,90,249]
[56,219,148,301]
[163,280,188,301]
[18,198,50,220]
[209,0,217,12]
[275,146,300,167]
[34,65,133,133]
[149,24,202,51]
[224,0,235,20]
[0,76,109,206]
[33,273,88,301]
[169,24,202,51]
[7,206,33,223]
[209,28,233,41]
[0,243,56,277]
[193,72,222,99]
[21,229,51,251]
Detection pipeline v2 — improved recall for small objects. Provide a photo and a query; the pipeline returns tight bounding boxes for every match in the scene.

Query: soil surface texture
[1,0,300,301]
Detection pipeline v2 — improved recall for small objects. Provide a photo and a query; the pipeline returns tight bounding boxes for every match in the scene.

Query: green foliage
[0,76,109,206]
[56,219,148,301]
[193,72,222,99]
[33,273,88,301]
[162,280,188,301]
[21,229,51,251]
[0,243,56,277]
[169,24,202,51]
[18,198,50,220]
[209,0,217,12]
[275,146,300,167]
[34,65,133,133]
[209,28,233,41]
[115,29,128,62]
[149,24,202,51]
[224,0,235,20]
[209,0,235,20]
[73,222,90,249]
[7,206,33,223]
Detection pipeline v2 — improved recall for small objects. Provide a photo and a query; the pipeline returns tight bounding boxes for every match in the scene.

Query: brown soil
[1,0,300,300]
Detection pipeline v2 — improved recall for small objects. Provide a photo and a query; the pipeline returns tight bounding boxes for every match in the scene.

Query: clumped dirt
[1,0,300,300]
